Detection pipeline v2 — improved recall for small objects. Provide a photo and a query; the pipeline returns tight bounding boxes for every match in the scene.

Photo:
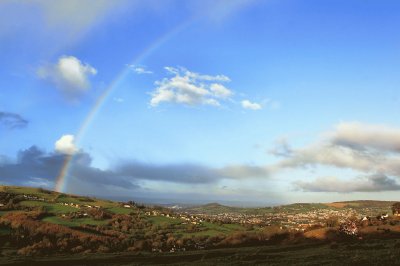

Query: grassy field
[106,206,135,215]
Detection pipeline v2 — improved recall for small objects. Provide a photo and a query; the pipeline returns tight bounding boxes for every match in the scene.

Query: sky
[2,0,400,206]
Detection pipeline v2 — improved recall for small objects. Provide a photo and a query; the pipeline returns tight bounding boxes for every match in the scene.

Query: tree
[325,216,339,227]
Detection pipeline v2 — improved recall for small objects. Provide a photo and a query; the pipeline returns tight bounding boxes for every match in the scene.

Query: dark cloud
[293,174,400,193]
[0,146,138,190]
[0,112,28,129]
[0,146,269,193]
[0,146,63,185]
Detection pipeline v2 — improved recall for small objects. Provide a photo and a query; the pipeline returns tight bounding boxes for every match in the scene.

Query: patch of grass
[107,207,134,215]
[202,222,245,232]
[19,201,79,214]
[176,222,247,238]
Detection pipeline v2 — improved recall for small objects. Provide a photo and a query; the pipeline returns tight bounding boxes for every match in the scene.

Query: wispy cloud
[127,64,153,75]
[188,0,258,23]
[0,112,28,129]
[0,0,130,39]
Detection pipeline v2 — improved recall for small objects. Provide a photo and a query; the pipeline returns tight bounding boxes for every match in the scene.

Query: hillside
[1,185,400,265]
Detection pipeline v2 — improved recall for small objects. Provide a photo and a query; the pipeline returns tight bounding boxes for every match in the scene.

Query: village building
[392,202,400,216]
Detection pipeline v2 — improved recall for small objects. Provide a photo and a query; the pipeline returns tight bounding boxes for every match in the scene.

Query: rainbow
[54,19,194,192]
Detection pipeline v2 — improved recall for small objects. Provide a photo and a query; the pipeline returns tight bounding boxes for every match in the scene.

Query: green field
[106,206,135,215]
[19,200,79,214]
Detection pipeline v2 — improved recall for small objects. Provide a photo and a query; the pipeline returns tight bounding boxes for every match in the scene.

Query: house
[392,202,400,216]
[377,213,389,220]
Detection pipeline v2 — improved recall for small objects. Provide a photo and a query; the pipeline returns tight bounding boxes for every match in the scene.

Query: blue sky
[2,0,400,205]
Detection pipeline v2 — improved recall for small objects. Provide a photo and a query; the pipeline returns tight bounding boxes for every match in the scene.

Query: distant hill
[181,200,398,215]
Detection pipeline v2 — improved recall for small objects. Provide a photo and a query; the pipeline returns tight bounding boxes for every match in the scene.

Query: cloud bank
[0,142,269,196]
[272,122,400,193]
[294,174,400,193]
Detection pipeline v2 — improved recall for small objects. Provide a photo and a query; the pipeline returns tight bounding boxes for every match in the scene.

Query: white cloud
[55,134,78,155]
[150,67,233,107]
[38,55,97,100]
[241,100,262,110]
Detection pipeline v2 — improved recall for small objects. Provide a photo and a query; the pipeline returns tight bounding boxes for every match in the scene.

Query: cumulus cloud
[294,174,400,193]
[37,55,97,100]
[149,67,233,107]
[241,100,262,110]
[0,112,28,129]
[55,135,78,155]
